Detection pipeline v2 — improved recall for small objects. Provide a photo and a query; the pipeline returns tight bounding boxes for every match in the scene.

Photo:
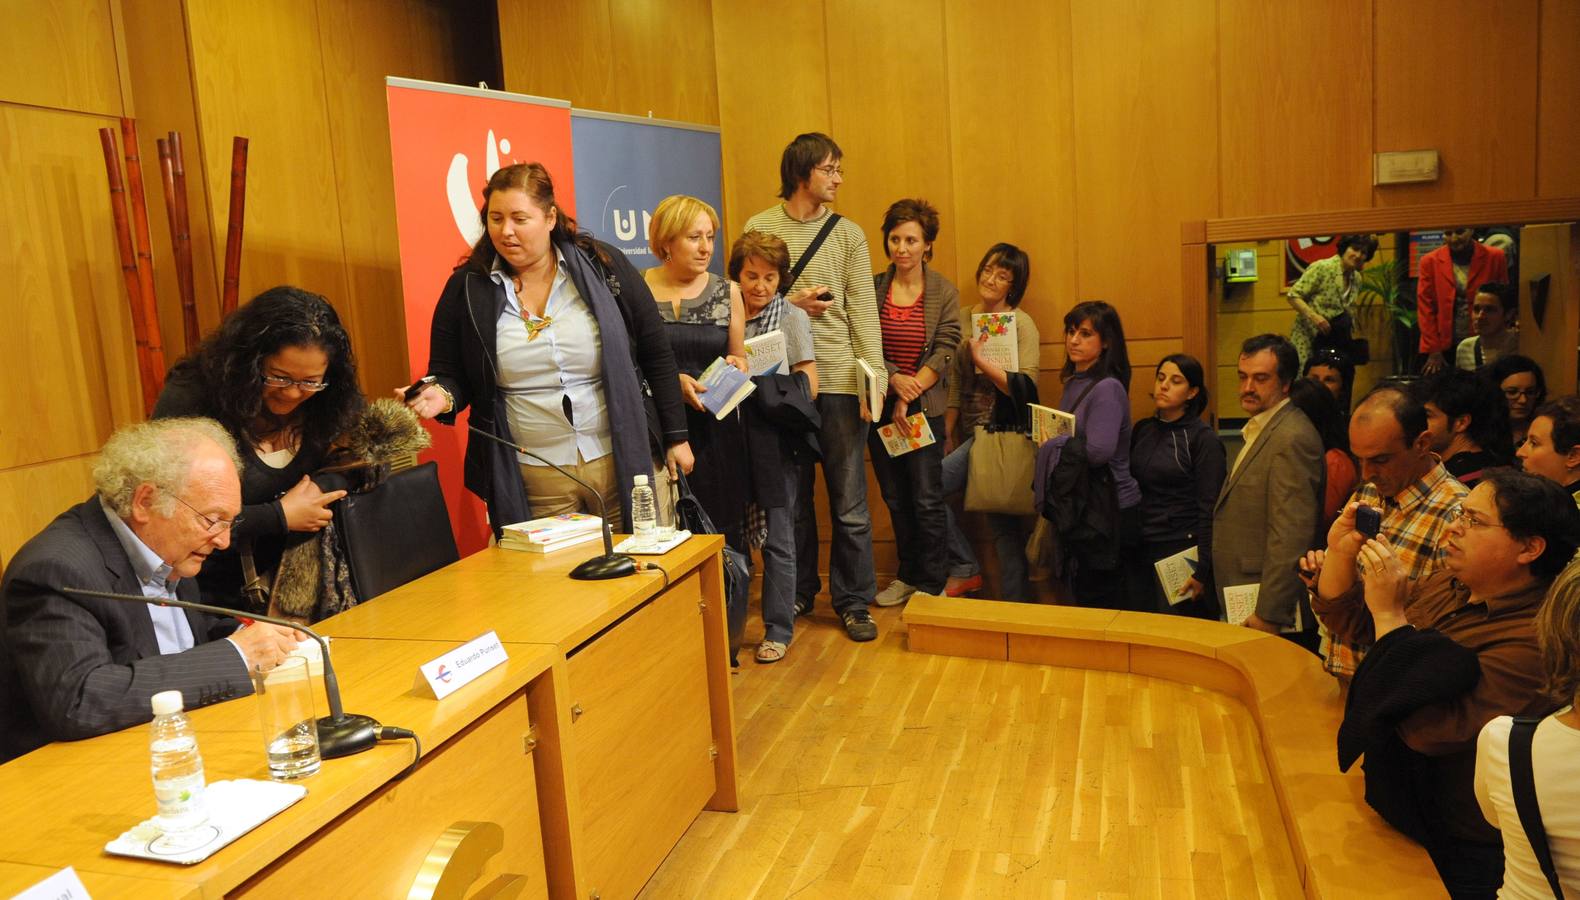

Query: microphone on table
[62,587,400,761]
[466,424,637,580]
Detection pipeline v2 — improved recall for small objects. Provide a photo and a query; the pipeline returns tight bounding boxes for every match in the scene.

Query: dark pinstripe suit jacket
[0,497,252,762]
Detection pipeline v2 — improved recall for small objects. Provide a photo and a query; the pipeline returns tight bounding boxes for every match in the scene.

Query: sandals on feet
[755,640,787,664]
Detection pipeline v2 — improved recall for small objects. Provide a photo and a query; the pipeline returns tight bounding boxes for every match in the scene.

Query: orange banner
[386,78,575,554]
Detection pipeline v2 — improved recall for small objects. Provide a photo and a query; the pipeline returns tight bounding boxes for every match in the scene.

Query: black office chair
[335,461,459,601]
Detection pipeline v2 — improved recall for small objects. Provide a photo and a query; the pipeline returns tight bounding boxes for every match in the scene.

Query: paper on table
[1154,546,1199,606]
[104,779,307,865]
[1222,583,1260,626]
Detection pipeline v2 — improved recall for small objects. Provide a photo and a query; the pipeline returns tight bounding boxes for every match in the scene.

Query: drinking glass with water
[252,655,321,780]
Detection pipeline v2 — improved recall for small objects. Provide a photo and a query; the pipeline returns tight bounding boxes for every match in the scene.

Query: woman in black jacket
[403,163,690,534]
[1129,353,1225,618]
[153,285,364,610]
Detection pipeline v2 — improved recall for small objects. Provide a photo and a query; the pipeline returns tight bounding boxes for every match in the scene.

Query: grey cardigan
[871,265,962,419]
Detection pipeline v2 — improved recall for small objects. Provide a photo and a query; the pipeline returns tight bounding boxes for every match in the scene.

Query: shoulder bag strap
[1509,715,1566,899]
[1474,337,1484,368]
[782,213,842,292]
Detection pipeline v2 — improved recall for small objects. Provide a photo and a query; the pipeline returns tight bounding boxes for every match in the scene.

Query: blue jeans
[941,434,1033,602]
[794,394,878,615]
[868,408,947,594]
[760,463,797,644]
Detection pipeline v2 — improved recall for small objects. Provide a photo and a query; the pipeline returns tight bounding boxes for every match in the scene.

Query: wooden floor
[640,602,1304,899]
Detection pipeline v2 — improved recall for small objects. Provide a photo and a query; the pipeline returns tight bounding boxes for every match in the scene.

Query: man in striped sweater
[744,132,888,642]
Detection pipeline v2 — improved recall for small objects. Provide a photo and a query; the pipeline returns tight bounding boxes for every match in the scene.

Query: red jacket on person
[1417,241,1508,355]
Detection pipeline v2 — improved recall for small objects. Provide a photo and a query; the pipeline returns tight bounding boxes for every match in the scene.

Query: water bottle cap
[634,474,649,486]
[151,690,184,716]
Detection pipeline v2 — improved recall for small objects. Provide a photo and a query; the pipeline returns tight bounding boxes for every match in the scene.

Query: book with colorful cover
[698,357,756,419]
[876,413,937,457]
[744,330,788,376]
[1028,403,1076,445]
[970,312,1019,372]
[1153,546,1199,606]
[500,512,602,547]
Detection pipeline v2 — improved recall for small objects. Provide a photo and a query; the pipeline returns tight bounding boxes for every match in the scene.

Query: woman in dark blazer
[868,199,961,607]
[403,162,690,534]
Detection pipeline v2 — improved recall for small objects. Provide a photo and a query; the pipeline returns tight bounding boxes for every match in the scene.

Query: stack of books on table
[499,513,604,554]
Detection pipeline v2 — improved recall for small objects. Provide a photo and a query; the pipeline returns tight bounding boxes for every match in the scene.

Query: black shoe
[794,595,814,617]
[840,608,877,642]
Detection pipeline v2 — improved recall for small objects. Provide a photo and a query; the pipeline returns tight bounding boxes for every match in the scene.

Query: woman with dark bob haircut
[1129,353,1226,617]
[403,162,691,536]
[1285,233,1379,370]
[941,243,1037,600]
[1485,353,1547,449]
[1058,300,1144,610]
[153,285,365,609]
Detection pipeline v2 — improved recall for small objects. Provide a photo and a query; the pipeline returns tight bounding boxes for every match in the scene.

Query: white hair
[93,418,242,518]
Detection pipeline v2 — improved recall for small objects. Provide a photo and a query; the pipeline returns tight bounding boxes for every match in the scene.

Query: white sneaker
[874,579,916,607]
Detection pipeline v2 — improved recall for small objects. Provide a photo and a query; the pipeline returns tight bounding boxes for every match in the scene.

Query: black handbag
[674,471,751,663]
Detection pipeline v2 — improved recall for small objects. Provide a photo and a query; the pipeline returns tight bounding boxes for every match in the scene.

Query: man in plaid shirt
[1315,384,1468,678]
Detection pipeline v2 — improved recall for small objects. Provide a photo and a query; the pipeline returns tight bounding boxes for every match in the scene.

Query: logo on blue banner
[570,112,725,274]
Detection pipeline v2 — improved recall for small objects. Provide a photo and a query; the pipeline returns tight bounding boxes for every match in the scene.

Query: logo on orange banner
[386,78,575,554]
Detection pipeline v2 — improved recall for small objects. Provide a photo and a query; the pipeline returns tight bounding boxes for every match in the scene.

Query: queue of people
[4,127,1580,898]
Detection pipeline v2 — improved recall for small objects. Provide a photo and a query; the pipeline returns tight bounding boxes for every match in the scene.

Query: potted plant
[1354,256,1419,377]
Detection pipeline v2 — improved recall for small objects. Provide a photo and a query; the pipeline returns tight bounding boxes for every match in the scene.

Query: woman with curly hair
[153,285,366,610]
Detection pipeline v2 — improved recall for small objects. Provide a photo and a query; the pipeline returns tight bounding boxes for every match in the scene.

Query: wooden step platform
[903,594,1446,900]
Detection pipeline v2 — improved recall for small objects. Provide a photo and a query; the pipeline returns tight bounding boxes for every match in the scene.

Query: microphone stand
[64,587,384,759]
[466,424,637,580]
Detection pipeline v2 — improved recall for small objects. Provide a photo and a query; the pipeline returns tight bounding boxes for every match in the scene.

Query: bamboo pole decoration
[222,136,249,316]
[120,117,167,402]
[99,127,159,415]
[167,131,200,349]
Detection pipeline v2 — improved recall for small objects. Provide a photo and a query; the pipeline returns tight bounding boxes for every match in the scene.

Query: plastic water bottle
[149,690,208,832]
[631,474,657,547]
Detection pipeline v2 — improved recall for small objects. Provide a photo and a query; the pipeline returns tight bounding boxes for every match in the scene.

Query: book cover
[876,413,937,457]
[1028,403,1076,444]
[1153,546,1199,606]
[856,358,883,422]
[744,330,788,376]
[500,512,602,544]
[1222,583,1260,626]
[971,312,1019,372]
[698,357,756,420]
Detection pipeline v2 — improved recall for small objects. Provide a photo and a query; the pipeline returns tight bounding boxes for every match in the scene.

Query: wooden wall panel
[1536,0,1580,197]
[0,104,142,470]
[710,0,829,240]
[608,0,719,126]
[184,1,353,358]
[120,0,224,357]
[498,1,613,106]
[1069,0,1219,340]
[1372,0,1540,207]
[943,0,1077,330]
[316,0,469,394]
[824,0,956,283]
[0,457,101,565]
[0,0,123,115]
[1217,0,1372,217]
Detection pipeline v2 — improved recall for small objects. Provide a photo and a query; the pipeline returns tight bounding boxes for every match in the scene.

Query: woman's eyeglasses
[262,375,330,391]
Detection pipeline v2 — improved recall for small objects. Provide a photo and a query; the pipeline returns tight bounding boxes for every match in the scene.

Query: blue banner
[570,111,724,275]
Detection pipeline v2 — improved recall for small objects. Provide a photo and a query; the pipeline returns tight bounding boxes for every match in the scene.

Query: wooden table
[0,535,735,900]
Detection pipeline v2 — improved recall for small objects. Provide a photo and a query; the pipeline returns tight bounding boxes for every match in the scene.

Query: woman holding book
[404,163,691,535]
[1130,353,1225,618]
[941,243,1039,601]
[1058,300,1143,611]
[868,199,962,608]
[730,231,819,663]
[643,194,750,543]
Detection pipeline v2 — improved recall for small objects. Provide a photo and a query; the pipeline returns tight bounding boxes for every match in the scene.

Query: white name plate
[415,631,509,700]
[15,866,91,900]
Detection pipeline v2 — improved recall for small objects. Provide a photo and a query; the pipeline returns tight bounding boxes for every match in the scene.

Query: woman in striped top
[868,199,961,608]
